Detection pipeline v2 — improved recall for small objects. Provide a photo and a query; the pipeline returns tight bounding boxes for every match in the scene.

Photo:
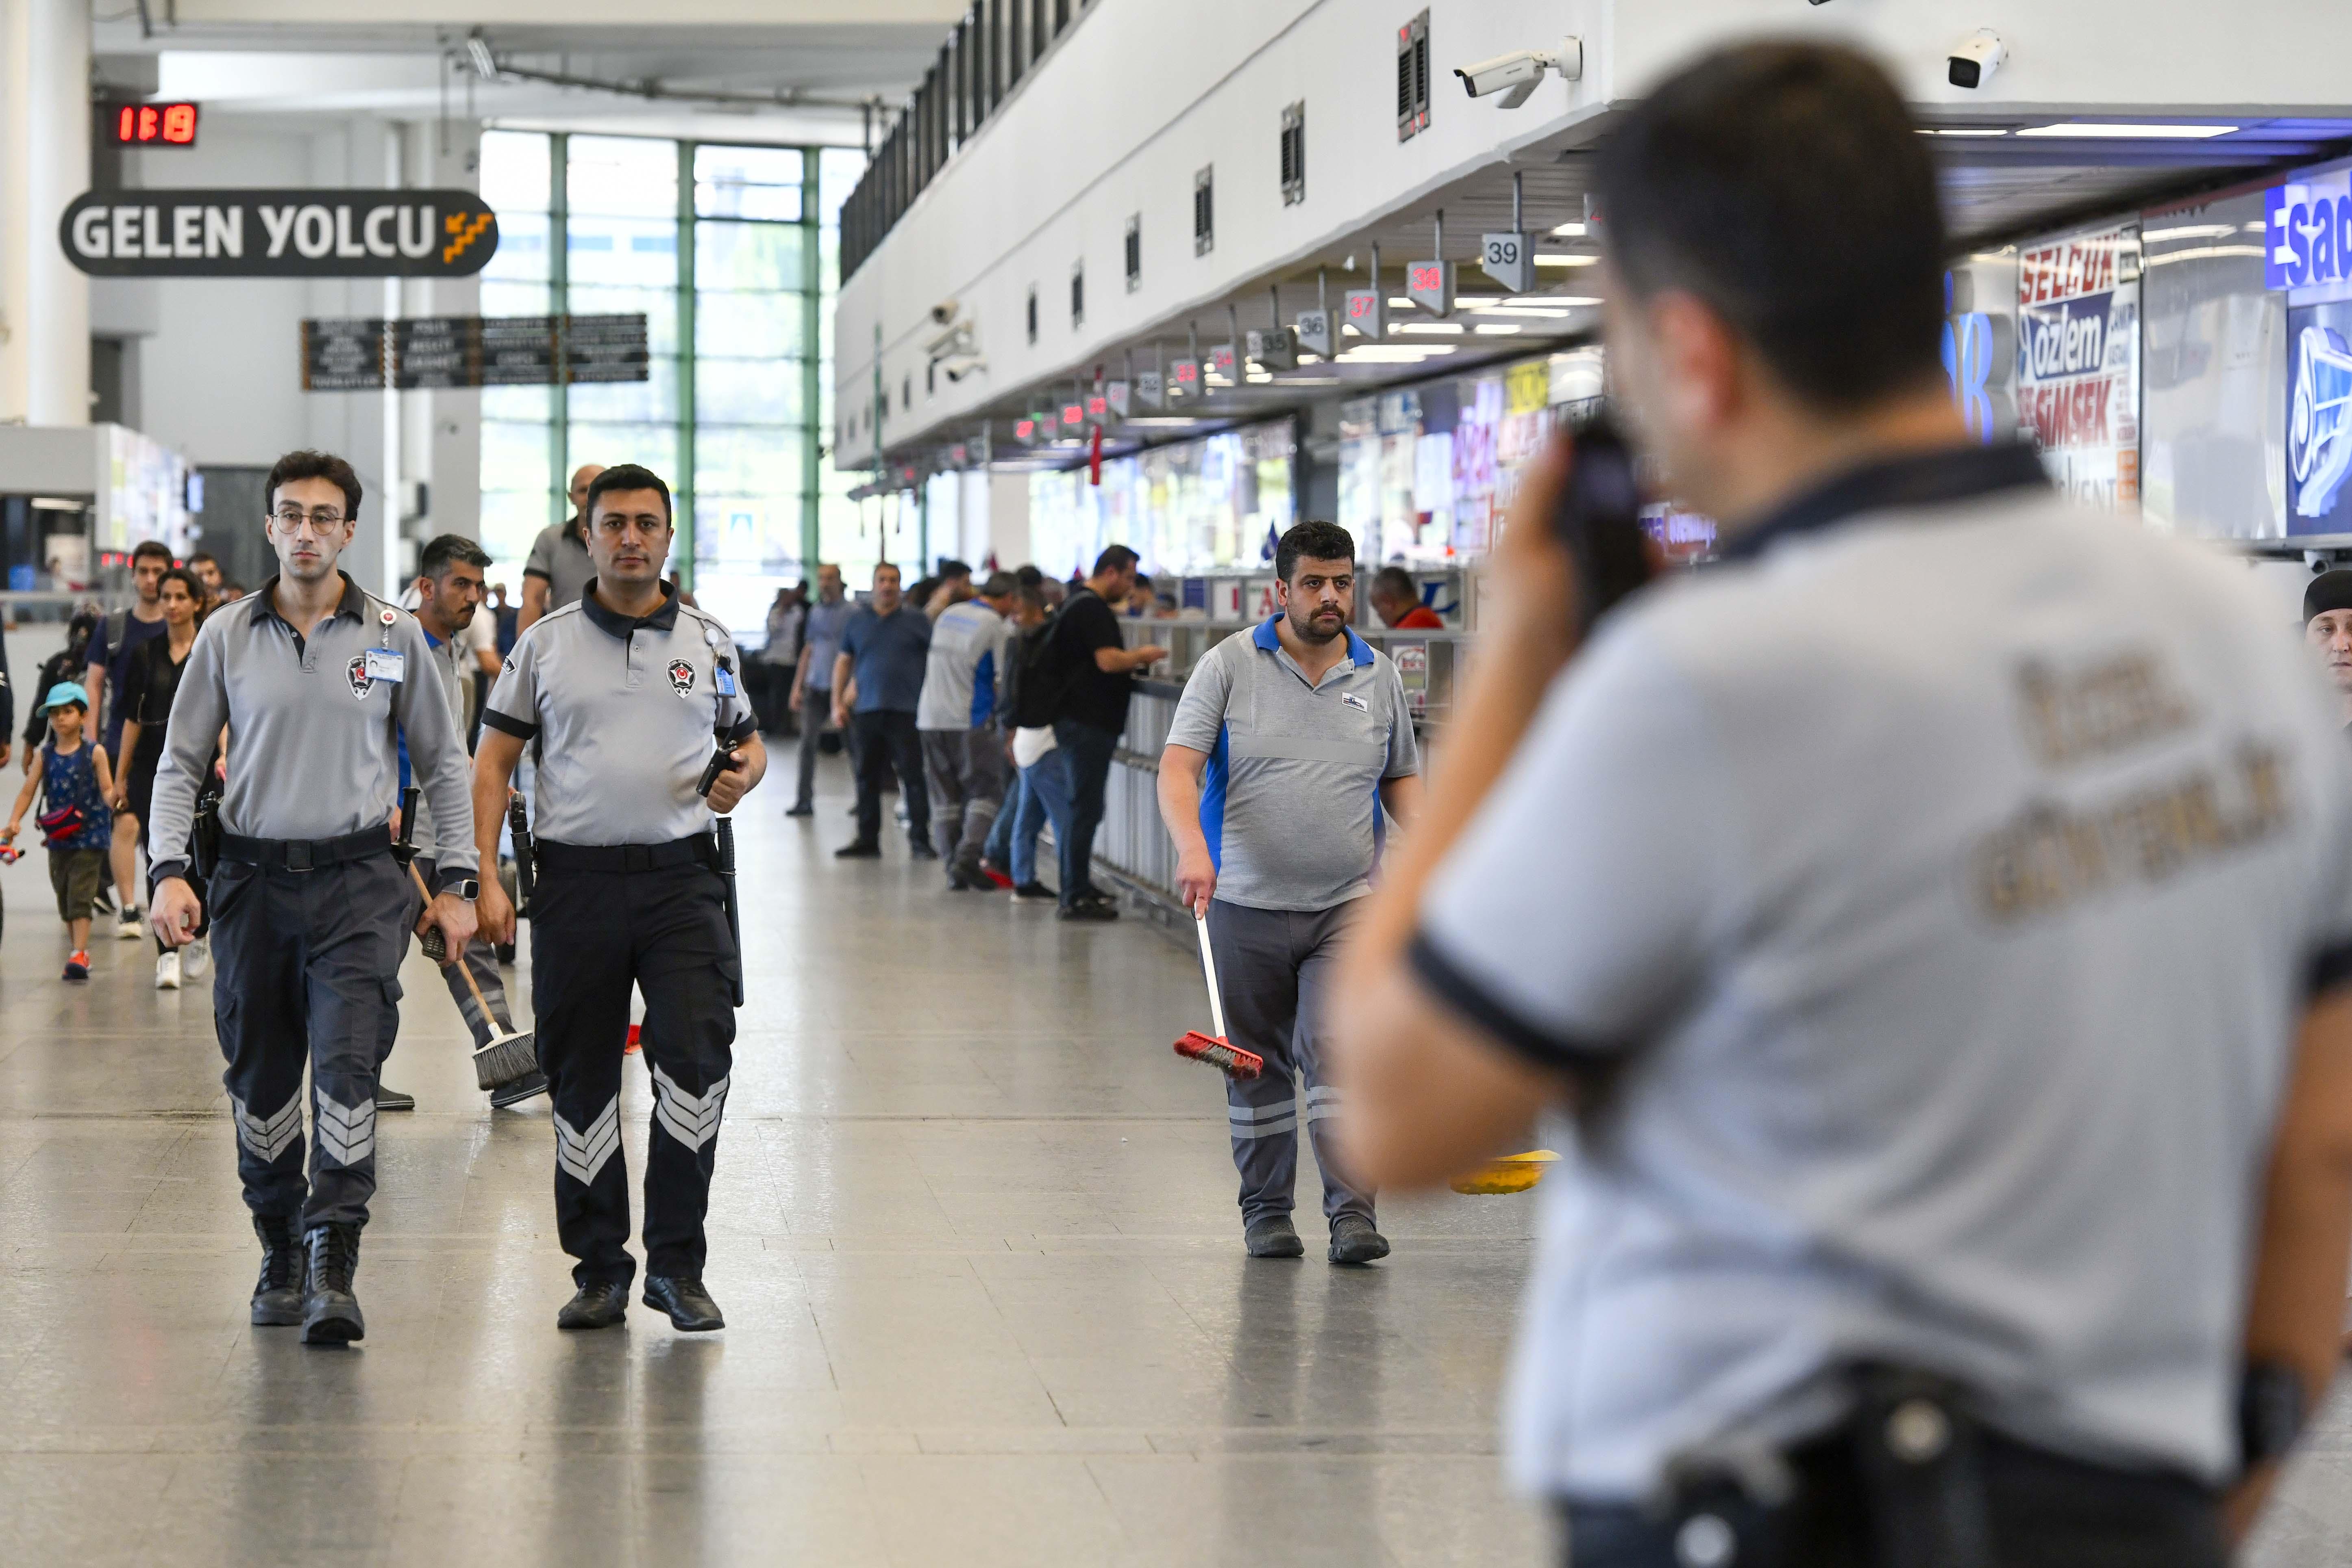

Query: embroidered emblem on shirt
[345,654,373,699]
[1341,692,1370,713]
[667,659,696,697]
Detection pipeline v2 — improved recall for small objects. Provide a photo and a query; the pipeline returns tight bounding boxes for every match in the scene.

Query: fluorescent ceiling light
[1473,324,1523,335]
[1549,221,1586,236]
[1917,128,2008,137]
[1340,345,1457,361]
[1387,296,1417,309]
[1549,296,1602,306]
[2015,122,2238,139]
[1535,254,1600,267]
[2142,244,2267,266]
[1464,304,1574,318]
[1399,322,1465,335]
[1125,417,1203,427]
[2143,223,2238,241]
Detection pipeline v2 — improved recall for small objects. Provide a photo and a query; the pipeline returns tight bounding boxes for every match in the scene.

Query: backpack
[1012,599,1084,728]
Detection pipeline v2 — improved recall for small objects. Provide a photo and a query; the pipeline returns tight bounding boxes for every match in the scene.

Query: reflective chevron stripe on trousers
[1204,898,1375,1228]
[531,852,739,1288]
[209,852,408,1230]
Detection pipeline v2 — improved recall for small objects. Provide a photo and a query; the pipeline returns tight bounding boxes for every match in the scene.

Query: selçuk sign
[60,188,498,277]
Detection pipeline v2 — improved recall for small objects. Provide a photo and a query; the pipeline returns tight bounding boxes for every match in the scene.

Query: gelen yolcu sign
[60,189,498,278]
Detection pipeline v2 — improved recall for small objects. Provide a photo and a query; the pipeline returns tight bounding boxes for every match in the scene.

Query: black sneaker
[1245,1215,1305,1259]
[908,839,940,861]
[1056,900,1119,922]
[375,1085,416,1112]
[490,1068,550,1109]
[556,1280,630,1331]
[1328,1215,1390,1266]
[1010,881,1055,903]
[784,802,814,818]
[835,840,882,859]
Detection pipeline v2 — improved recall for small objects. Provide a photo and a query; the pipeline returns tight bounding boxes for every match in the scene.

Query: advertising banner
[2016,222,2141,507]
[2288,299,2352,533]
[63,189,497,277]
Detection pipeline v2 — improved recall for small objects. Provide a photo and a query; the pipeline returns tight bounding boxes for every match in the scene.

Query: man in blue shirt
[831,561,935,860]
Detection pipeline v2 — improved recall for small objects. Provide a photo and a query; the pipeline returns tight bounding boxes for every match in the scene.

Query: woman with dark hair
[23,608,100,772]
[113,566,213,989]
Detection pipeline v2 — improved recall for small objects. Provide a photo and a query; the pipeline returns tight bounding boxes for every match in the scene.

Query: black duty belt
[535,835,717,875]
[220,824,392,871]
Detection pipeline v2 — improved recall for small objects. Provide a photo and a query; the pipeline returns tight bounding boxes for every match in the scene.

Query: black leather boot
[250,1214,306,1327]
[301,1222,366,1345]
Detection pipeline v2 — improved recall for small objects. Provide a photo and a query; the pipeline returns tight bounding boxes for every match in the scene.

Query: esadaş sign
[2267,168,2352,293]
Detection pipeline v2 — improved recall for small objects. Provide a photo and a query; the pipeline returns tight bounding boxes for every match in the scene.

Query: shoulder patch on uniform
[345,654,374,699]
[666,659,696,697]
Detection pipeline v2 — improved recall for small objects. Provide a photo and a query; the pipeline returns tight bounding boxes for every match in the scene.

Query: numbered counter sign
[1344,287,1385,342]
[1482,232,1533,293]
[1295,308,1335,358]
[1407,258,1453,318]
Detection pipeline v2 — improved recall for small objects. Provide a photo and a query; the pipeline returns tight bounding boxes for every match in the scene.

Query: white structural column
[0,0,89,424]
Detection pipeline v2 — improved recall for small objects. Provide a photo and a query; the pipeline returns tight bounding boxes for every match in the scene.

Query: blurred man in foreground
[1334,40,2352,1566]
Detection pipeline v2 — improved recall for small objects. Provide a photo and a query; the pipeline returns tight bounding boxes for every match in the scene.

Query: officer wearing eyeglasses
[146,449,479,1348]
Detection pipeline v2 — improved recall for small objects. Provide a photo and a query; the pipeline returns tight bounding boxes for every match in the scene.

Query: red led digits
[110,102,199,146]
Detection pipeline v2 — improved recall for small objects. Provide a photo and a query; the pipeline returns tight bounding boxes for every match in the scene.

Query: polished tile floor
[4,754,2349,1566]
[0,756,1548,1567]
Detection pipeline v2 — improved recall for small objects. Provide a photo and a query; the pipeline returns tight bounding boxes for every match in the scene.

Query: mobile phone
[1550,414,1654,629]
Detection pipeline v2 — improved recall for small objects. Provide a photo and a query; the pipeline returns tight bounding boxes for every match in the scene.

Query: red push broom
[1173,913,1263,1079]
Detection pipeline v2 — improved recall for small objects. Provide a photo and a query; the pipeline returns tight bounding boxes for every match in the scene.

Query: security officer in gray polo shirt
[1161,520,1421,1266]
[474,463,766,1335]
[149,449,479,1347]
[1332,43,2352,1564]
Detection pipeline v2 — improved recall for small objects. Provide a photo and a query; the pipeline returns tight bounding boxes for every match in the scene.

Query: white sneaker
[154,951,181,990]
[114,908,144,941]
[183,936,211,979]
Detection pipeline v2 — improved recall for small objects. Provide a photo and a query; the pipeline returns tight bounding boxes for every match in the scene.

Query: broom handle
[1194,913,1227,1041]
[408,860,496,1018]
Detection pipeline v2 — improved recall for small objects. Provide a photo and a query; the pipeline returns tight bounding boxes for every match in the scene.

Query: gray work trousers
[381,853,518,1060]
[211,851,409,1231]
[920,725,1008,867]
[1205,898,1375,1227]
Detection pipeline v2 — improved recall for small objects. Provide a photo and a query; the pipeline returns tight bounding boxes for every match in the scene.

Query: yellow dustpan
[1450,1149,1560,1195]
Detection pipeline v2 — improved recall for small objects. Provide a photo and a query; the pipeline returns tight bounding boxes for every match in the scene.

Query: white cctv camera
[1947,29,2006,90]
[928,298,961,328]
[940,354,986,383]
[1455,39,1582,109]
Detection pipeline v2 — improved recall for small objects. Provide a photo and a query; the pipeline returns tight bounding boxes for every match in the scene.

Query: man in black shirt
[1045,545,1166,920]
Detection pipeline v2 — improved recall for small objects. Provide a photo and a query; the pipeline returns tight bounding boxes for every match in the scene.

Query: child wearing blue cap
[3,682,116,979]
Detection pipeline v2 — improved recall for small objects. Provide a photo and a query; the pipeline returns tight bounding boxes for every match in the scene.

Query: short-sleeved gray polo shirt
[1412,445,2352,1501]
[1166,617,1420,911]
[146,572,477,892]
[483,581,755,847]
[522,518,596,613]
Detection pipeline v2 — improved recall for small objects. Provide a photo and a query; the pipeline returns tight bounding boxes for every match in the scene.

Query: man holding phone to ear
[1333,40,2352,1565]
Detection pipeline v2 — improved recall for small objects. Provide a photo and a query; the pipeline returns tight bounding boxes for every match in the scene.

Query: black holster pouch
[1646,1367,1993,1568]
[190,789,223,879]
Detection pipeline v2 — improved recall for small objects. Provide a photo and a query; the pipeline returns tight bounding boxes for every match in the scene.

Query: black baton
[507,792,535,918]
[715,816,744,1008]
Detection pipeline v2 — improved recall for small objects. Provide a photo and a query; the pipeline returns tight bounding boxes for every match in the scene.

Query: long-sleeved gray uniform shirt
[148,572,478,892]
[482,583,755,846]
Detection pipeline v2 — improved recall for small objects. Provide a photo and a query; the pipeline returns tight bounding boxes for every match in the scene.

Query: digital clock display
[113,103,198,147]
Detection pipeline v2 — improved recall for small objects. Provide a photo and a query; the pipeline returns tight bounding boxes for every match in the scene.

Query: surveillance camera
[940,354,986,383]
[1947,29,2006,90]
[1455,39,1582,109]
[928,298,961,328]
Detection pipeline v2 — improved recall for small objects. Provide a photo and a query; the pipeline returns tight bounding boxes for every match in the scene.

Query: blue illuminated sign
[2267,169,2352,291]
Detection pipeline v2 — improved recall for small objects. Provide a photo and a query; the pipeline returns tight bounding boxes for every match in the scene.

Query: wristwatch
[453,878,481,901]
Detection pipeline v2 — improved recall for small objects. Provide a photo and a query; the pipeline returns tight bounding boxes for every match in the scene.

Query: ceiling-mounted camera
[1947,29,2006,89]
[1454,39,1582,109]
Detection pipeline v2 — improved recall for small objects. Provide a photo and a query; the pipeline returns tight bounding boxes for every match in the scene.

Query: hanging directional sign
[1480,231,1534,293]
[1170,359,1202,399]
[302,318,387,392]
[1343,287,1385,342]
[302,313,649,391]
[1207,343,1238,383]
[63,188,498,277]
[1105,381,1131,419]
[1135,370,1165,408]
[1406,258,1454,317]
[1295,308,1336,358]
